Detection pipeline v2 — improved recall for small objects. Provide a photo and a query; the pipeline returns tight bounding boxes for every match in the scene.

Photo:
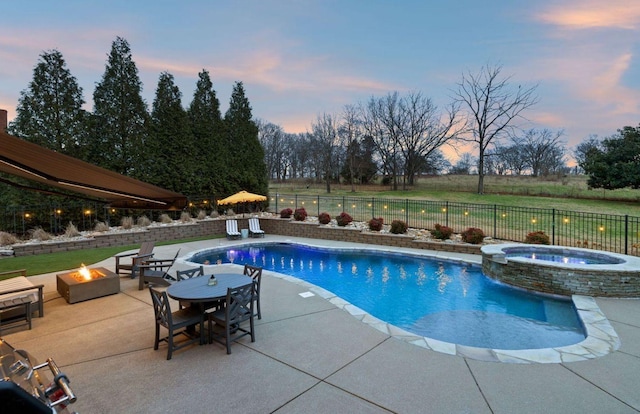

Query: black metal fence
[269,194,640,256]
[1,194,638,256]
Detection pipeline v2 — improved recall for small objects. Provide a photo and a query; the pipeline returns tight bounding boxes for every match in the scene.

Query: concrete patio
[4,236,640,413]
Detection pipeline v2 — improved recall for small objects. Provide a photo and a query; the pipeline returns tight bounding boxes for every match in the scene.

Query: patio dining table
[166,273,252,304]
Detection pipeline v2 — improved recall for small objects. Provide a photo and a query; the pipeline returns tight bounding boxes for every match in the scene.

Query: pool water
[506,252,618,265]
[190,243,585,350]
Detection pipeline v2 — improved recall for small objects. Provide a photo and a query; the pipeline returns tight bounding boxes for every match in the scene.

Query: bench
[0,270,44,332]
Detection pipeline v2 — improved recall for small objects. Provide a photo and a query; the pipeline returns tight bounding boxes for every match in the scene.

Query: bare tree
[490,145,527,175]
[449,152,476,175]
[311,113,339,193]
[360,93,403,190]
[397,92,463,186]
[517,129,566,176]
[256,119,286,180]
[454,64,538,193]
[339,104,362,192]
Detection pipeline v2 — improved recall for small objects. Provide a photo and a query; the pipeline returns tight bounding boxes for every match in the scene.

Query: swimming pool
[188,242,585,350]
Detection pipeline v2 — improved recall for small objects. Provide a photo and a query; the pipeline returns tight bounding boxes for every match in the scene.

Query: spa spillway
[481,244,640,297]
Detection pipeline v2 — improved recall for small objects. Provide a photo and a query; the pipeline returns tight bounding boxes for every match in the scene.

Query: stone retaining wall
[11,217,481,256]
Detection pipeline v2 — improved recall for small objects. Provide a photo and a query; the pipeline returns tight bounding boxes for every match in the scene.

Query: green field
[269,175,640,217]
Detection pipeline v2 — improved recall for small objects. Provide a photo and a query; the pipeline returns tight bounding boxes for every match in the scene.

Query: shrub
[180,212,192,223]
[430,223,453,240]
[368,217,384,231]
[30,227,52,241]
[0,231,18,246]
[280,208,293,218]
[336,212,353,226]
[94,221,110,232]
[525,231,550,245]
[461,227,485,244]
[197,210,207,220]
[64,222,81,237]
[121,216,134,229]
[158,213,173,224]
[390,220,408,234]
[137,215,152,227]
[294,207,308,221]
[209,210,219,218]
[225,208,235,216]
[318,212,331,225]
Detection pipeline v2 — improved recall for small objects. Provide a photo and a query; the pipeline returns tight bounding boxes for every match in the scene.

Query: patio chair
[243,264,263,319]
[138,250,180,290]
[114,241,155,277]
[225,219,241,239]
[207,282,255,354]
[149,286,203,360]
[175,266,204,281]
[248,218,265,238]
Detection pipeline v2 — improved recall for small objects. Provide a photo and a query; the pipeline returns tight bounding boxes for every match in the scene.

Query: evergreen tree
[5,49,87,207]
[583,126,640,189]
[147,72,197,194]
[8,49,86,156]
[187,69,225,197]
[223,82,268,195]
[92,37,149,177]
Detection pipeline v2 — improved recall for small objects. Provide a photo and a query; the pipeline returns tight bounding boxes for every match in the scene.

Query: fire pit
[56,265,120,304]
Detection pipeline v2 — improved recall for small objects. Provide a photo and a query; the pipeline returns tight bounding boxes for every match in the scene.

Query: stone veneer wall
[482,256,640,297]
[12,217,481,257]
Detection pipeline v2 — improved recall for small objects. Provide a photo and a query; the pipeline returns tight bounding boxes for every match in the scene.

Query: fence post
[493,205,497,239]
[405,199,409,224]
[445,201,449,227]
[625,215,629,255]
[552,209,556,246]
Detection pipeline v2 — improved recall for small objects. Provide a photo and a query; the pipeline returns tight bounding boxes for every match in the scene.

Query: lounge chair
[225,219,241,240]
[248,218,265,238]
[114,242,155,277]
[138,250,180,290]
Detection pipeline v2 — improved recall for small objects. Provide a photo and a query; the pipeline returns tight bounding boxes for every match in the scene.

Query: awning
[0,130,188,210]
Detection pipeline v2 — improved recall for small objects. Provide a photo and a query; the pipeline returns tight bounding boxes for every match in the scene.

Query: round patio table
[166,273,252,303]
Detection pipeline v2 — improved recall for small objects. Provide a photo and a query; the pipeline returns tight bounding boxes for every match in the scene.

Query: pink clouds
[536,1,640,30]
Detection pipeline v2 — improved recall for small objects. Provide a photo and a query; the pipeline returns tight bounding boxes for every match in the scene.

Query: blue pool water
[189,243,585,350]
[505,251,622,265]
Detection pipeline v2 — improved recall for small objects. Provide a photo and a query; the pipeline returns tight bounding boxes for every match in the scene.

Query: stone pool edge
[278,271,620,364]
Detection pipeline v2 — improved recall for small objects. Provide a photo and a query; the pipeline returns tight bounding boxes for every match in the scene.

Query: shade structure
[0,130,187,210]
[217,190,267,206]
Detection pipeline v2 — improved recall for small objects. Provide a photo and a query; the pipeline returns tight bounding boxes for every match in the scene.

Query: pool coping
[180,238,621,364]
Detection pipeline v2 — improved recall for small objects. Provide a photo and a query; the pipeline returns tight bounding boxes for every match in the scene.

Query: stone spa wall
[481,244,640,297]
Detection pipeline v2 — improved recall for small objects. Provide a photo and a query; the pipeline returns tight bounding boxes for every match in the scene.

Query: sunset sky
[1,0,639,162]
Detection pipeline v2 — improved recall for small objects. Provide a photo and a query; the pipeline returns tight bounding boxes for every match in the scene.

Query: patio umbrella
[217,190,267,216]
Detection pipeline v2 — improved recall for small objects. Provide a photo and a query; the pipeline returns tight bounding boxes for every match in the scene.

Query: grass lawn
[270,175,640,217]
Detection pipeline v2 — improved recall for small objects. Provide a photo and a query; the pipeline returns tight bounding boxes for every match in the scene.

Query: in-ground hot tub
[481,244,640,297]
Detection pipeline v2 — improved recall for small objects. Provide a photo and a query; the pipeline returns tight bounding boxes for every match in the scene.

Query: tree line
[4,37,268,207]
[5,43,638,205]
[259,64,639,193]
